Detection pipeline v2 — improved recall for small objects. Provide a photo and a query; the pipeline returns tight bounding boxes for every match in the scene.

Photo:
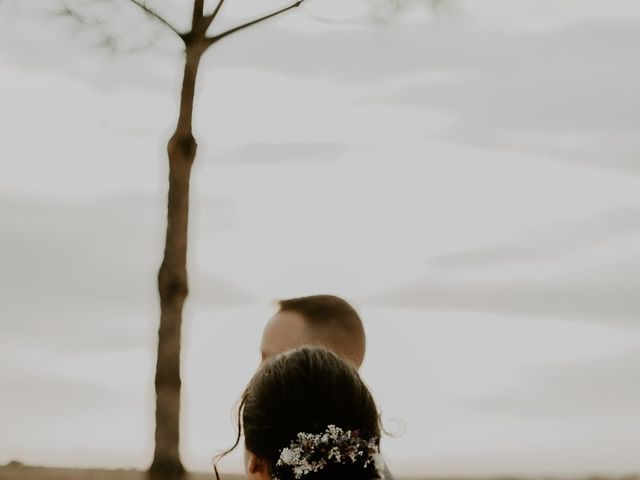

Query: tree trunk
[144,0,301,475]
[150,44,203,480]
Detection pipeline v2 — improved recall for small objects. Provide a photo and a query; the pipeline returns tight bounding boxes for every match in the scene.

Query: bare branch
[192,0,204,26]
[206,0,305,46]
[124,0,184,40]
[55,1,123,52]
[202,0,226,32]
[56,2,85,24]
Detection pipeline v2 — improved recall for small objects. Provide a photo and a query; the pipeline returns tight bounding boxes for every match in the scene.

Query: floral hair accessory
[273,425,384,480]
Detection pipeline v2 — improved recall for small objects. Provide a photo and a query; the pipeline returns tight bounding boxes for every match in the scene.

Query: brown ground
[0,466,239,480]
[0,466,636,480]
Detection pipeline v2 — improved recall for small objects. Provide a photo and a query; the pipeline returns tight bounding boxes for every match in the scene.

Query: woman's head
[218,347,382,480]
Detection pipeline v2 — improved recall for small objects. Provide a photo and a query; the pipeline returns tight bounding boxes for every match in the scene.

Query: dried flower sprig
[273,425,384,480]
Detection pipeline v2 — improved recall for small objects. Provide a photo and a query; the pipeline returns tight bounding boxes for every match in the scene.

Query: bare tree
[47,0,305,477]
[109,1,307,478]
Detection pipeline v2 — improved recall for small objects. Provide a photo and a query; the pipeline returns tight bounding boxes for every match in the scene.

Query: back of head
[241,347,382,480]
[275,295,366,367]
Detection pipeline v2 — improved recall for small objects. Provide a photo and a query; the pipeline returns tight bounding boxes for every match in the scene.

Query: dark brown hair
[216,347,381,480]
[278,295,365,344]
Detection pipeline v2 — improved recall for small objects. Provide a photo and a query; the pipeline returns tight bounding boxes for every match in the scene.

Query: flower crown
[273,425,384,480]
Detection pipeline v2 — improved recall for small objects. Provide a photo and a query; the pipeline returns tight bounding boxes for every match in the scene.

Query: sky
[1,0,640,476]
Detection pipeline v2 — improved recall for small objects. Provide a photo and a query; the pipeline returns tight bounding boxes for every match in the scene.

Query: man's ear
[245,450,271,480]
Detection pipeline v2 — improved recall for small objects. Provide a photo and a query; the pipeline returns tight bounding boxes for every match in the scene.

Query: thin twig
[124,0,184,39]
[202,0,226,31]
[56,2,83,23]
[206,0,305,45]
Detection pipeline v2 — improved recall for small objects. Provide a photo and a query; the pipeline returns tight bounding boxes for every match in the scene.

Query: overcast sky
[1,0,640,476]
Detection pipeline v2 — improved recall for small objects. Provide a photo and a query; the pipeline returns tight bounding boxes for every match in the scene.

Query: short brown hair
[277,294,365,338]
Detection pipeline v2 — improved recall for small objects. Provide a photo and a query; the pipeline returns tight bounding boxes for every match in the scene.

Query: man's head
[260,295,366,368]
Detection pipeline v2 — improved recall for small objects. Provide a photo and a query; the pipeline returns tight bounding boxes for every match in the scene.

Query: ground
[0,466,238,480]
[0,466,636,480]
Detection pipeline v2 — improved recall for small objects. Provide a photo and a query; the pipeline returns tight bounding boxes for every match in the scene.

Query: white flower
[273,425,382,480]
